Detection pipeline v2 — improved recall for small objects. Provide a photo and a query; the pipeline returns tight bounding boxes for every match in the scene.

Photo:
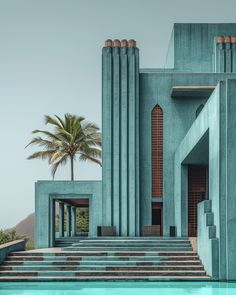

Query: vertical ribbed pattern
[112,47,121,232]
[135,48,140,236]
[152,105,163,198]
[188,166,207,237]
[214,37,236,72]
[232,42,236,72]
[225,42,232,72]
[120,47,128,236]
[102,47,113,226]
[215,42,225,72]
[128,47,136,236]
[102,43,140,236]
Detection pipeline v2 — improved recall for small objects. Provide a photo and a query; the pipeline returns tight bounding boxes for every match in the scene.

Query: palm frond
[45,115,63,129]
[27,150,55,160]
[79,152,102,166]
[31,129,65,142]
[49,150,66,164]
[51,154,69,179]
[25,137,57,149]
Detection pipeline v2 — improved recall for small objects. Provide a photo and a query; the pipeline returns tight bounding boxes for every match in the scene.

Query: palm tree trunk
[70,156,74,181]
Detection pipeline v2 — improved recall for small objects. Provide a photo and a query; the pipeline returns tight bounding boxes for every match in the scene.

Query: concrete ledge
[0,240,26,264]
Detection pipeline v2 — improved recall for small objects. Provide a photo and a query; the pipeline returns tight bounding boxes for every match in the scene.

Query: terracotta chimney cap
[231,36,236,43]
[224,36,231,43]
[216,36,224,43]
[113,39,121,47]
[105,39,113,47]
[128,39,136,47]
[121,39,128,47]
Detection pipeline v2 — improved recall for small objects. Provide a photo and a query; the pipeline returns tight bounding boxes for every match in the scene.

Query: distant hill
[9,213,35,240]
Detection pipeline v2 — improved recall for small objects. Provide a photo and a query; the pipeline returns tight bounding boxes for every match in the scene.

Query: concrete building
[35,23,236,280]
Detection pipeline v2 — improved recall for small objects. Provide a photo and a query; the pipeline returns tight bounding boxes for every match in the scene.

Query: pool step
[0,237,209,281]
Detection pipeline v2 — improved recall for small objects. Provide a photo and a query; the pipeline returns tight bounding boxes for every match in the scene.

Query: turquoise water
[0,282,236,295]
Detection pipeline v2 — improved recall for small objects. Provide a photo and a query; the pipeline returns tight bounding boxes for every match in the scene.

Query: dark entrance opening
[151,203,163,236]
[152,208,162,225]
[188,165,207,237]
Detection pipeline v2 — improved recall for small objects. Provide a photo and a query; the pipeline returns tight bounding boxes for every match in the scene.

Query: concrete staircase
[0,238,210,281]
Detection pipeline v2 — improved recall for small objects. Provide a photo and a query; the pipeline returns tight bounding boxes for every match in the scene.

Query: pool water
[0,282,236,295]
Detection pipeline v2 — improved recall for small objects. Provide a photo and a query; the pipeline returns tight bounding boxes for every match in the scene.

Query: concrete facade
[35,23,236,280]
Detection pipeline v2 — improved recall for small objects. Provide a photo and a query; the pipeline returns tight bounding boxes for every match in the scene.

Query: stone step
[0,270,207,277]
[0,275,211,282]
[63,247,193,251]
[56,237,190,241]
[9,251,198,258]
[3,260,201,266]
[8,250,197,257]
[55,243,192,248]
[0,265,204,271]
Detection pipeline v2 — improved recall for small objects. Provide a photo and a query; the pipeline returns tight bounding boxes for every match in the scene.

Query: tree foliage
[26,114,102,180]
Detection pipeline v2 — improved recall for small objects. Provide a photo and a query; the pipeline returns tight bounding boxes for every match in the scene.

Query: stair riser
[0,271,207,277]
[63,248,193,251]
[3,261,201,266]
[0,266,204,271]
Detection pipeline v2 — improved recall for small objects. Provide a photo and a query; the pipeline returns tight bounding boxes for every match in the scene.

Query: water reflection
[0,282,236,295]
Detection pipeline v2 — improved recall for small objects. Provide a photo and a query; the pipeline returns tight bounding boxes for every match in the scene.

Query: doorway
[152,203,163,236]
[188,165,207,237]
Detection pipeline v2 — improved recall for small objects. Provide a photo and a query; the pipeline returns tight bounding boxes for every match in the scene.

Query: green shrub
[0,230,34,250]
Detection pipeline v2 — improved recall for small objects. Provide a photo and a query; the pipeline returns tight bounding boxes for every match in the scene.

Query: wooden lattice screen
[188,165,207,237]
[152,105,163,198]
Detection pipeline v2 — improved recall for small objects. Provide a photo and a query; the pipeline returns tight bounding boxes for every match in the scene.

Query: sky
[1,0,236,229]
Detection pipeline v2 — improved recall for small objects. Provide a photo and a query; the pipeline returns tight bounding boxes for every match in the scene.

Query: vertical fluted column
[112,40,121,233]
[214,36,236,73]
[71,207,77,236]
[66,205,71,237]
[120,41,128,236]
[232,37,236,72]
[102,40,113,226]
[225,36,232,73]
[59,202,64,238]
[135,46,140,236]
[215,36,225,73]
[102,39,140,236]
[128,42,138,236]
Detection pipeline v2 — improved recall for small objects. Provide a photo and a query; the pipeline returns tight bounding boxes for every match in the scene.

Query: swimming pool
[0,282,236,295]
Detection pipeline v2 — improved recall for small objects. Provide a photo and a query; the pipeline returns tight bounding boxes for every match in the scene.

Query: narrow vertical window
[152,105,163,198]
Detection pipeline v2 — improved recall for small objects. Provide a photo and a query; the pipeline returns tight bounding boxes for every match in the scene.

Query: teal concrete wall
[198,200,219,278]
[174,79,236,280]
[139,72,236,236]
[102,44,140,236]
[35,181,102,248]
[165,23,236,72]
[0,240,25,265]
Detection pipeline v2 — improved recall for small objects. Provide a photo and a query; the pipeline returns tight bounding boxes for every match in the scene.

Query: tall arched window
[152,105,163,198]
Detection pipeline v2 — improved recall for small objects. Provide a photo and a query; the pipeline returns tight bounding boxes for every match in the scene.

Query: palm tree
[26,114,102,180]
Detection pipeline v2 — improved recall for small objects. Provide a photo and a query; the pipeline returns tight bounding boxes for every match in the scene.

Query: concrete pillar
[120,44,128,236]
[102,39,140,236]
[112,43,121,234]
[66,205,72,237]
[225,37,232,73]
[102,42,113,226]
[214,36,225,73]
[71,207,77,236]
[231,39,236,72]
[59,202,64,238]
